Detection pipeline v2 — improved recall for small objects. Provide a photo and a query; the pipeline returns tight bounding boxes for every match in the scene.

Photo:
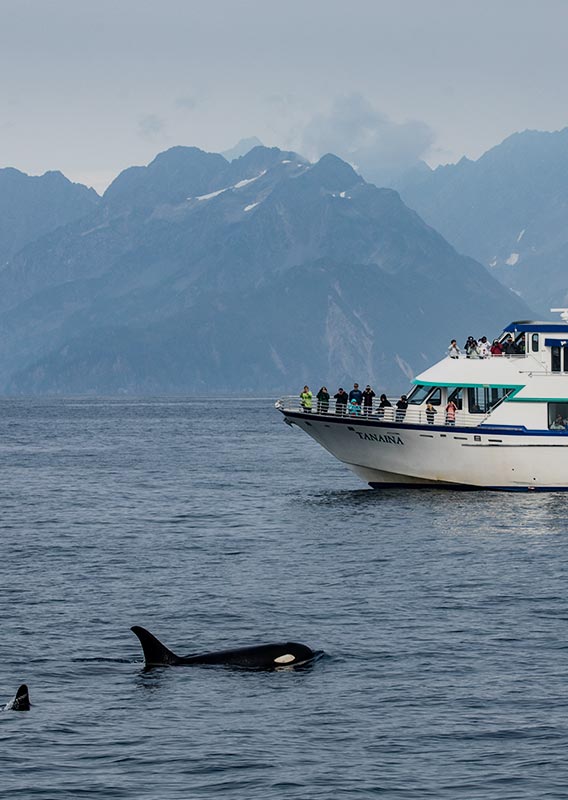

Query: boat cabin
[410,320,568,431]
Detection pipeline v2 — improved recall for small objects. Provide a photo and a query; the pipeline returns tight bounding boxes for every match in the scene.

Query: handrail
[275,396,489,428]
[446,352,527,360]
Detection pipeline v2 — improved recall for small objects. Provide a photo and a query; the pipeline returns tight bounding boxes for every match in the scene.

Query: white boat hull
[283,411,568,491]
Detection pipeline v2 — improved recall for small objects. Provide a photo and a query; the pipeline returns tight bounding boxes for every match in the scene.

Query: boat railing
[447,352,527,360]
[275,396,488,428]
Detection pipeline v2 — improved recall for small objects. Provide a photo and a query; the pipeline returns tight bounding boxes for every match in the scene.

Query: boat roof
[504,320,568,333]
[414,355,526,388]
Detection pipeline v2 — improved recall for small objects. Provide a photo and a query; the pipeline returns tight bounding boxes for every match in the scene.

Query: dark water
[1,398,568,798]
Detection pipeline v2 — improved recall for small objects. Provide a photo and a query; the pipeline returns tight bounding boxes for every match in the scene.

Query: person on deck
[503,335,517,355]
[464,336,476,356]
[348,398,361,416]
[426,403,437,424]
[490,339,503,356]
[316,387,330,414]
[377,394,392,419]
[478,336,491,358]
[448,340,461,358]
[395,395,408,423]
[300,386,312,412]
[334,388,348,415]
[362,385,375,415]
[468,340,481,359]
[349,383,363,408]
[445,399,457,425]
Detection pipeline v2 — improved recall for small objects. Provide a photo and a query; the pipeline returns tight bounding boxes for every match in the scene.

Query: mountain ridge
[0,144,531,394]
[397,127,568,313]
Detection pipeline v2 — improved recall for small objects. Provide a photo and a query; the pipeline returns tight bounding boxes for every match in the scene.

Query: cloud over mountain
[301,94,434,187]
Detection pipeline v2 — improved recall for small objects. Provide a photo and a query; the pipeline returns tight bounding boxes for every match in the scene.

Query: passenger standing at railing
[395,395,408,423]
[490,339,503,356]
[334,388,348,415]
[362,385,375,415]
[426,403,437,424]
[503,335,517,355]
[377,394,391,418]
[316,387,330,414]
[348,398,361,416]
[300,386,312,412]
[464,336,476,356]
[468,340,481,359]
[448,339,461,358]
[478,336,490,358]
[445,399,457,425]
[349,383,363,408]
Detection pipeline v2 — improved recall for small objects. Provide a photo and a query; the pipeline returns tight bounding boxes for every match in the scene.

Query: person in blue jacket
[348,383,363,408]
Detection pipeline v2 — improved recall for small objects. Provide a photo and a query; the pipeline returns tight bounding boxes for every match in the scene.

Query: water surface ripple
[0,398,567,798]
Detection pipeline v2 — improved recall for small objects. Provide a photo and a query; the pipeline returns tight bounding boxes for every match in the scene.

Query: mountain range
[397,128,568,314]
[0,144,529,394]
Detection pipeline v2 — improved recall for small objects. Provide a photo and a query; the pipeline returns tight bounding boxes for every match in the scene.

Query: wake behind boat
[276,319,568,491]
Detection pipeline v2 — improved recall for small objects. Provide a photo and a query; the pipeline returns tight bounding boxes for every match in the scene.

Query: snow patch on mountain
[195,188,227,201]
[270,345,286,374]
[505,253,520,266]
[193,171,267,202]
[395,354,414,381]
[233,171,266,189]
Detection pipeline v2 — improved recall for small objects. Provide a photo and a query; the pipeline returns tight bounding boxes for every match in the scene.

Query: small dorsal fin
[9,684,30,711]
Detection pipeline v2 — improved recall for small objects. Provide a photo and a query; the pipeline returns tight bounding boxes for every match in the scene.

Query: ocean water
[0,397,568,799]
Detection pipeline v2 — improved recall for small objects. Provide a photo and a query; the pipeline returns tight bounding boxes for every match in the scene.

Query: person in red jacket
[490,339,503,356]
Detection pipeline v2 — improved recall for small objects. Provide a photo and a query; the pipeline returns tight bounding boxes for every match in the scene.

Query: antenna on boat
[550,308,568,322]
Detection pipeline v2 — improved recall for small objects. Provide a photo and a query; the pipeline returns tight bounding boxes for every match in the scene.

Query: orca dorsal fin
[131,626,180,666]
[9,684,30,711]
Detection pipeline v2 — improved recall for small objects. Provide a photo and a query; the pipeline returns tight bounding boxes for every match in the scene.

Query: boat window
[407,385,431,405]
[563,348,568,373]
[548,402,568,431]
[447,387,463,410]
[467,386,515,414]
[552,346,561,372]
[427,387,442,406]
[531,333,539,352]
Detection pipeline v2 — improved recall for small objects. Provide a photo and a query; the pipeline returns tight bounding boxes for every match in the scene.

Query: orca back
[182,642,316,669]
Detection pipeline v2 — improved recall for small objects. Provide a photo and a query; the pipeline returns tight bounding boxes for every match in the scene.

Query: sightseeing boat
[275,319,568,491]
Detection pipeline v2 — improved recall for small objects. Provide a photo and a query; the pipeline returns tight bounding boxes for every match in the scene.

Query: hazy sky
[1,0,567,192]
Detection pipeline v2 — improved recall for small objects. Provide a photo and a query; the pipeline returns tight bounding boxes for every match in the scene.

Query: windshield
[407,385,431,405]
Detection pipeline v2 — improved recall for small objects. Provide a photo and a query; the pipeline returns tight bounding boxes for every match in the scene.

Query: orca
[3,684,30,711]
[131,626,321,670]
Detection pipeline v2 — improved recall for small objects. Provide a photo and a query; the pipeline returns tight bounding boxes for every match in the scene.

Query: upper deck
[415,320,568,403]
